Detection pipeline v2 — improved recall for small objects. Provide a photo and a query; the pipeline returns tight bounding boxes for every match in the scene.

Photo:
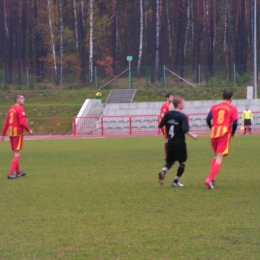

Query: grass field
[0,135,259,260]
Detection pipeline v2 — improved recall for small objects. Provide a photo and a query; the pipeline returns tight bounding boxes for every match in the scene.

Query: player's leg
[172,142,187,187]
[8,151,20,179]
[246,125,249,134]
[158,161,174,185]
[249,121,252,134]
[7,136,23,179]
[210,157,216,169]
[205,134,230,189]
[15,136,26,177]
[206,153,223,182]
[158,142,175,185]
[172,162,185,187]
[162,126,168,159]
[210,156,217,185]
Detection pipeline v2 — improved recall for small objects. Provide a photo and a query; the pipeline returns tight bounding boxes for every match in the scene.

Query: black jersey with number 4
[159,110,189,142]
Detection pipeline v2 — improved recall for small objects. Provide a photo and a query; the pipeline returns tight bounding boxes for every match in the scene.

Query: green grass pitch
[0,135,259,259]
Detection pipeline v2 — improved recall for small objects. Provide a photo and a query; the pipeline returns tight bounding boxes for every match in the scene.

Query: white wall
[101,99,260,116]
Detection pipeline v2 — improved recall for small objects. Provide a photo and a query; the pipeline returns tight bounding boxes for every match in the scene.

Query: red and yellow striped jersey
[209,101,238,138]
[159,102,171,118]
[1,104,30,137]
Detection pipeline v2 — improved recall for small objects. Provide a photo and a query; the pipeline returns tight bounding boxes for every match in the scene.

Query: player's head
[245,106,249,110]
[223,89,233,101]
[14,94,25,105]
[165,93,173,103]
[173,96,184,110]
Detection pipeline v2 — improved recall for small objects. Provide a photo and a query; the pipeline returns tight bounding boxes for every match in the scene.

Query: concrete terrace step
[106,89,137,103]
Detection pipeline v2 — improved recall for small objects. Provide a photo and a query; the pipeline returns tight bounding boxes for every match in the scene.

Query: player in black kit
[158,96,197,187]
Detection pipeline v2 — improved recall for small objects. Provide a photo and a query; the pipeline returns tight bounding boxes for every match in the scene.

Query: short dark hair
[222,89,233,100]
[165,93,173,99]
[14,94,23,103]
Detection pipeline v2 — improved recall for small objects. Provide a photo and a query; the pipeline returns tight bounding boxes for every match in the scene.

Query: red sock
[207,162,221,182]
[8,156,20,175]
[210,158,216,170]
[16,162,20,174]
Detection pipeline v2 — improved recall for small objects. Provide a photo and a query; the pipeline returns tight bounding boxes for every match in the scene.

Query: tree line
[1,0,259,85]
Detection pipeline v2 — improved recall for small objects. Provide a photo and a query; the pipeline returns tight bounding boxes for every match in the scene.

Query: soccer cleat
[158,171,165,185]
[7,174,17,179]
[16,172,26,178]
[172,182,184,187]
[205,180,214,189]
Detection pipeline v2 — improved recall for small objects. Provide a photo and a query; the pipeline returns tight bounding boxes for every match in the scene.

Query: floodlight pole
[129,60,131,89]
[254,0,257,99]
[127,56,133,89]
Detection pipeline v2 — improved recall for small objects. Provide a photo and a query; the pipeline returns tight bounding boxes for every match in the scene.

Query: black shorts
[166,140,187,163]
[244,119,252,126]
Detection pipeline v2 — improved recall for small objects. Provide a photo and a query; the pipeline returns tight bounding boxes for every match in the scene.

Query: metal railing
[16,112,260,136]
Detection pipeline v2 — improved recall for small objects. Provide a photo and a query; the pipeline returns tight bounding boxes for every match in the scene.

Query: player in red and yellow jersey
[159,93,173,158]
[204,89,238,189]
[1,94,33,179]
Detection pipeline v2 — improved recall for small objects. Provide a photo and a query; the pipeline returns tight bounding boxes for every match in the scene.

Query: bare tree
[17,0,23,85]
[224,0,228,53]
[137,0,144,75]
[47,0,58,85]
[89,0,94,82]
[73,0,79,57]
[59,0,64,88]
[79,0,87,83]
[111,0,116,65]
[165,0,172,65]
[33,0,42,82]
[4,0,12,84]
[155,0,160,68]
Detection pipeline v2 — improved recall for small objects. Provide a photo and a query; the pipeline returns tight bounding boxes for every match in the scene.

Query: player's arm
[231,119,238,136]
[206,111,212,129]
[160,107,167,119]
[241,112,245,123]
[251,111,253,121]
[160,104,168,119]
[18,111,33,134]
[182,116,197,140]
[1,114,9,142]
[186,131,197,140]
[158,112,167,128]
[160,112,165,118]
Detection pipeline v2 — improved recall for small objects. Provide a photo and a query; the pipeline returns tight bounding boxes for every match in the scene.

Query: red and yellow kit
[209,101,238,155]
[159,102,171,137]
[1,104,30,151]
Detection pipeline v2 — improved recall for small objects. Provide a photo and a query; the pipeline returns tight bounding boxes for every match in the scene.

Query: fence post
[101,117,104,136]
[129,116,132,135]
[198,64,200,87]
[73,117,76,136]
[95,66,97,89]
[129,66,133,89]
[53,118,56,134]
[146,67,149,89]
[234,64,236,88]
[60,66,63,89]
[162,65,166,88]
[27,68,30,90]
[95,66,98,89]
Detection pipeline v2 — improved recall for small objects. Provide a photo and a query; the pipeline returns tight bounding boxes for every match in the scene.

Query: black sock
[174,164,185,182]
